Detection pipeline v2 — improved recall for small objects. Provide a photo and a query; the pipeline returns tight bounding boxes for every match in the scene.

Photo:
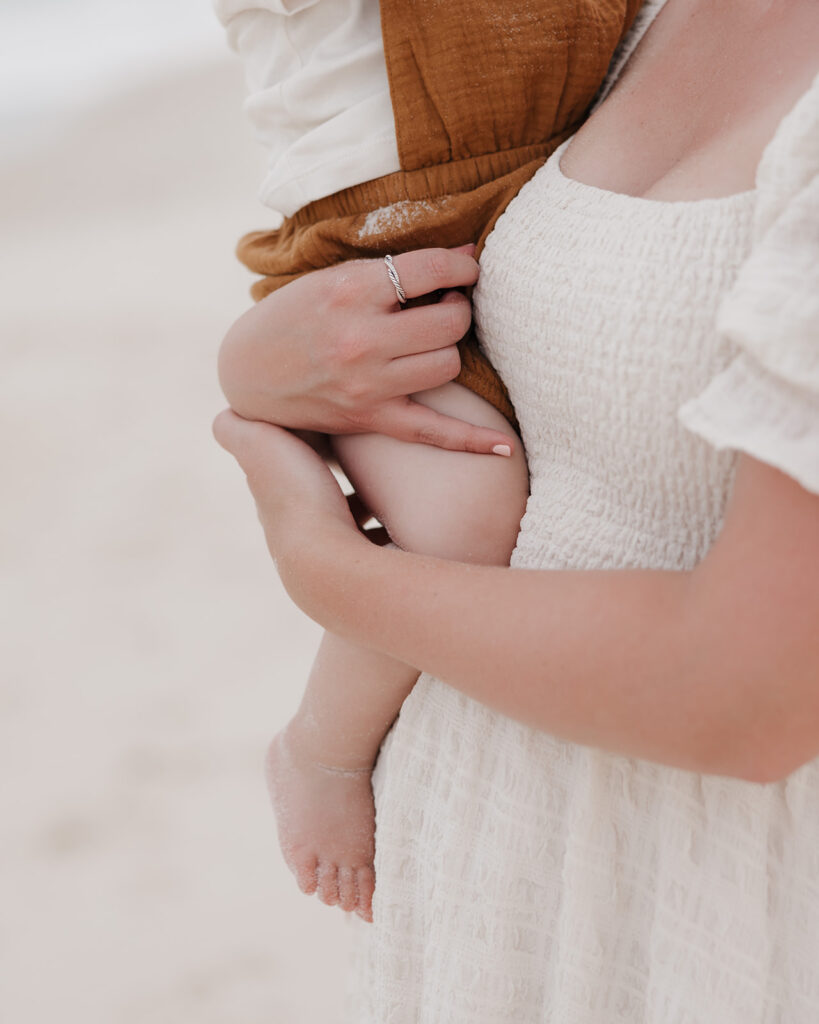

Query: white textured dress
[349,22,819,1024]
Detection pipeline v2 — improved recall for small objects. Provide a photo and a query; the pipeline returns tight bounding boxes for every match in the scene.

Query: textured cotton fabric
[346,13,819,1024]
[677,78,819,493]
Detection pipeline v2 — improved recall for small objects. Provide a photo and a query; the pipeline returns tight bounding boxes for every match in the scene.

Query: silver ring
[384,254,407,304]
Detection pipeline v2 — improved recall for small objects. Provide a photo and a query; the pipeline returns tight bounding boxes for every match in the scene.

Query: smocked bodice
[475,140,756,573]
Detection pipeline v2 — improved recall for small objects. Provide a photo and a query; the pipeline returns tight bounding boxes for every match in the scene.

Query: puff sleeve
[678,74,819,494]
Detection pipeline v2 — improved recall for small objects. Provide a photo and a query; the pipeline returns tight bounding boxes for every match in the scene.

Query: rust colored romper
[235,0,643,428]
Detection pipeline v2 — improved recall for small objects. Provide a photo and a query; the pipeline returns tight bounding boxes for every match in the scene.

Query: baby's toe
[355,865,376,922]
[293,854,318,895]
[317,863,340,907]
[337,866,357,913]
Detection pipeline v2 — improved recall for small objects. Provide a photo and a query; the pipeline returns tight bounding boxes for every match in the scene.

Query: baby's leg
[268,382,529,920]
[267,632,414,921]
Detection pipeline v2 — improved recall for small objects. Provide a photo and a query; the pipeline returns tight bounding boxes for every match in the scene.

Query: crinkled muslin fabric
[221,0,642,424]
[345,9,819,1024]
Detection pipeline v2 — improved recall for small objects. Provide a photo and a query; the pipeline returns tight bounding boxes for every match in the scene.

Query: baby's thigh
[331,383,528,565]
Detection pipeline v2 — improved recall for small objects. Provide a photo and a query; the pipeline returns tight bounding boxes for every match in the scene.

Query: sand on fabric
[0,57,360,1024]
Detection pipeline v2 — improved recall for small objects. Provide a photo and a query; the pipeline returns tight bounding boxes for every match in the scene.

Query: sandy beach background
[1,3,358,1020]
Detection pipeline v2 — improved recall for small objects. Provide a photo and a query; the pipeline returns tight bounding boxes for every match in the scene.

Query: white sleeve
[678,76,819,494]
[213,0,400,217]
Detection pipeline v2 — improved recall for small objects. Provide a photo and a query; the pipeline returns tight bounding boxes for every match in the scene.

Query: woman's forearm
[287,533,785,783]
[213,415,818,785]
[295,541,704,767]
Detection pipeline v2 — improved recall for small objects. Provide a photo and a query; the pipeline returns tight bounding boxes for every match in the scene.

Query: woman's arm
[312,456,817,785]
[215,413,819,784]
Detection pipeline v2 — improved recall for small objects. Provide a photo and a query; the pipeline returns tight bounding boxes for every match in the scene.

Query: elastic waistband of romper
[287,137,571,228]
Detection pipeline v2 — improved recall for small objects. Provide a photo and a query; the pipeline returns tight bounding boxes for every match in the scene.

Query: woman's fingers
[369,396,515,455]
[215,397,513,461]
[450,243,477,256]
[384,290,473,357]
[384,345,463,396]
[212,411,294,495]
[213,410,356,533]
[372,247,479,306]
[212,409,268,471]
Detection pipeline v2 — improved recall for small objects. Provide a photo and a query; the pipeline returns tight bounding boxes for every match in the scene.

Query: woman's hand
[213,410,370,585]
[218,245,513,455]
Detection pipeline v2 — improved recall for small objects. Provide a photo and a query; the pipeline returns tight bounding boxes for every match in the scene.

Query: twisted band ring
[384,254,407,305]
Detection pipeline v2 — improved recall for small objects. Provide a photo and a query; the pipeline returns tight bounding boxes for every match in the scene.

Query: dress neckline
[553,138,757,212]
[557,31,819,212]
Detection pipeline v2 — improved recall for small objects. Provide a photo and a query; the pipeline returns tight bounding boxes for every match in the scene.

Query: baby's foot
[265,722,376,922]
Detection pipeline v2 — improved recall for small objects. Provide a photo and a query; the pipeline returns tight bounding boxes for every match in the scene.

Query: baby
[217,0,643,921]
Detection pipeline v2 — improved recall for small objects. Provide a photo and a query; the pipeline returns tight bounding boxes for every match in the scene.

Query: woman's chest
[473,160,755,569]
[561,0,819,201]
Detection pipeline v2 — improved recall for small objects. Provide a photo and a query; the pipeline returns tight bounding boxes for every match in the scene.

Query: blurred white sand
[0,58,358,1023]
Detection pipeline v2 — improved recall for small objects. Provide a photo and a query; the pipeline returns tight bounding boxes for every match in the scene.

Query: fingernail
[492,444,512,457]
